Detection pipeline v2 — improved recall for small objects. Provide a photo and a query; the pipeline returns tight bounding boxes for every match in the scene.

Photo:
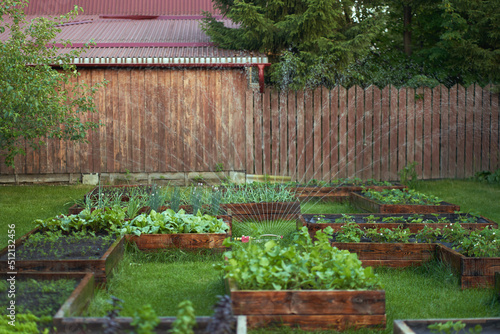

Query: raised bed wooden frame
[0,229,124,283]
[227,278,386,331]
[331,242,437,268]
[436,244,500,289]
[350,192,460,214]
[291,183,407,202]
[0,272,96,333]
[302,213,497,234]
[124,216,232,251]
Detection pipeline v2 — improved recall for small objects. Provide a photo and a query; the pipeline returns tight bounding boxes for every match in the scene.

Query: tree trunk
[403,5,412,56]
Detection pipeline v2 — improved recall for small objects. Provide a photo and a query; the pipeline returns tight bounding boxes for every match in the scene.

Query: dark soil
[305,213,488,225]
[1,233,116,261]
[0,277,78,317]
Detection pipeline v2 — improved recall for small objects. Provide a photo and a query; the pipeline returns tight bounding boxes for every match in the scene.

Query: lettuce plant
[120,209,229,236]
[219,226,382,291]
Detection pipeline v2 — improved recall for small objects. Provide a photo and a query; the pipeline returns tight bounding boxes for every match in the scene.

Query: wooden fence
[247,85,499,182]
[1,67,498,182]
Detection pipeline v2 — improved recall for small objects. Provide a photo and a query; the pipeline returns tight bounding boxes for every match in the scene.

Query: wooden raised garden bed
[331,242,437,268]
[436,244,500,289]
[227,278,386,331]
[0,272,95,333]
[124,216,232,251]
[302,213,497,234]
[291,183,407,202]
[394,318,500,334]
[46,273,242,333]
[221,201,301,216]
[0,229,124,283]
[350,192,460,214]
[55,316,240,334]
[125,233,230,251]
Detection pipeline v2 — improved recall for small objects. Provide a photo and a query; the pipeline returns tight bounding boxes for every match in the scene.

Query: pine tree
[202,0,386,89]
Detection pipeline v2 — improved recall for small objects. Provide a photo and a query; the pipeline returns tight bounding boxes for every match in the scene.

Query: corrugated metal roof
[0,15,267,65]
[24,0,220,16]
[56,17,216,44]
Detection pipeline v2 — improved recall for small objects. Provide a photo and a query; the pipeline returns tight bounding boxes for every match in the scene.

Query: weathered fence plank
[330,87,339,180]
[363,86,373,180]
[491,88,499,169]
[321,87,330,181]
[356,86,365,179]
[465,85,475,176]
[422,87,432,179]
[398,87,407,178]
[372,86,382,181]
[431,86,440,179]
[338,86,348,180]
[288,91,297,180]
[481,85,491,172]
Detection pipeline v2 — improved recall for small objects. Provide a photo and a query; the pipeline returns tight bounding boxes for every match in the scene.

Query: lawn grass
[413,179,500,223]
[300,198,359,214]
[85,247,225,317]
[1,180,500,333]
[0,185,93,249]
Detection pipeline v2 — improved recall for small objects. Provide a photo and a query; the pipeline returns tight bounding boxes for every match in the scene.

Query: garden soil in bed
[0,273,95,333]
[302,213,497,233]
[0,233,116,261]
[0,276,79,316]
[0,229,124,282]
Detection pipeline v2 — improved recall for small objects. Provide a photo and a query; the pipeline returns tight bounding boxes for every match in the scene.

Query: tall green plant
[398,162,419,188]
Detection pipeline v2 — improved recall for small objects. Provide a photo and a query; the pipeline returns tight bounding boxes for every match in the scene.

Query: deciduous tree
[0,0,105,167]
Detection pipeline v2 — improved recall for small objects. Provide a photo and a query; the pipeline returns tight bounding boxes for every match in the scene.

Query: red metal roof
[0,15,267,65]
[23,0,220,16]
[1,4,269,67]
[55,17,218,44]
